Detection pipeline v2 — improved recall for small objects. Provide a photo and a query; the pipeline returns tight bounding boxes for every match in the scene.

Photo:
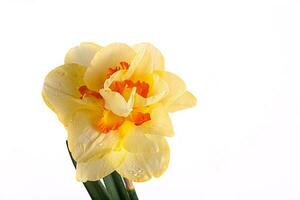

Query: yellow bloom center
[78,61,151,133]
[97,110,125,133]
[97,110,151,133]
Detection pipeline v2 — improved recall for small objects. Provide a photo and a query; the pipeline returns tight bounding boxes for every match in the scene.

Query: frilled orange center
[107,62,150,98]
[130,112,151,126]
[78,85,102,99]
[110,80,149,98]
[78,61,151,133]
[97,110,151,133]
[105,61,129,79]
[97,110,125,133]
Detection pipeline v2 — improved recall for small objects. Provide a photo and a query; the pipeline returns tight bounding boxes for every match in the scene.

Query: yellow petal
[141,103,174,137]
[167,91,197,112]
[67,109,119,162]
[42,64,90,125]
[156,71,187,108]
[132,43,164,71]
[129,45,153,78]
[99,87,136,117]
[123,43,165,80]
[119,121,158,153]
[117,135,170,182]
[134,74,169,107]
[65,42,102,67]
[76,149,126,182]
[103,70,125,89]
[84,43,136,91]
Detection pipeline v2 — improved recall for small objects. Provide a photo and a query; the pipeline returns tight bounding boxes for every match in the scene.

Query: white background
[0,0,299,199]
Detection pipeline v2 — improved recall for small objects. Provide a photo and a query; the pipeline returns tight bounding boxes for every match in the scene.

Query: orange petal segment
[135,81,149,98]
[110,81,128,94]
[79,85,102,99]
[105,61,130,79]
[106,67,119,79]
[110,80,149,98]
[130,112,151,126]
[97,110,125,133]
[120,61,130,69]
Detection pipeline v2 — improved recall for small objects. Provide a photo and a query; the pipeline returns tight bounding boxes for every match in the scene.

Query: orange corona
[80,61,152,134]
[97,110,125,133]
[130,112,151,125]
[106,61,130,79]
[110,80,149,98]
[78,85,102,99]
[97,110,151,133]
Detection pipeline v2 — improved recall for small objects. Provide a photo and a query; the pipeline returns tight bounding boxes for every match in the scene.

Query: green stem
[66,141,110,200]
[111,172,131,200]
[104,172,131,200]
[103,175,121,200]
[83,181,110,200]
[123,178,139,200]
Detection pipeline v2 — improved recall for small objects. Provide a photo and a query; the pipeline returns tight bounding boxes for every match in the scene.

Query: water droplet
[128,170,135,175]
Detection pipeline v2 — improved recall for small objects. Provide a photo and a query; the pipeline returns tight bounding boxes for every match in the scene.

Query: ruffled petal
[103,70,125,89]
[141,103,174,137]
[99,87,136,117]
[156,71,187,108]
[84,43,136,91]
[167,91,197,112]
[119,121,159,153]
[129,45,153,78]
[65,42,102,67]
[117,135,170,182]
[76,149,126,182]
[67,109,119,163]
[42,64,93,125]
[132,43,164,71]
[123,43,165,80]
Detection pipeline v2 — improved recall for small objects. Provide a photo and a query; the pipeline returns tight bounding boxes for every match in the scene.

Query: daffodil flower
[42,42,196,182]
